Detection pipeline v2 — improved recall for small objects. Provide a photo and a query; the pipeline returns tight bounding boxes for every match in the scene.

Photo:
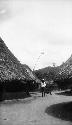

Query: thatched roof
[21,64,41,83]
[55,55,72,81]
[0,38,27,82]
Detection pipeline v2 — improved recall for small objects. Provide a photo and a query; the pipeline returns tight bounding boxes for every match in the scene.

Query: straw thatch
[54,55,72,89]
[55,55,72,81]
[0,37,26,82]
[21,64,41,83]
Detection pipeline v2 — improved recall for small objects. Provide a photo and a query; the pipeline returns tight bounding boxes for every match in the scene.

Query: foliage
[34,66,59,81]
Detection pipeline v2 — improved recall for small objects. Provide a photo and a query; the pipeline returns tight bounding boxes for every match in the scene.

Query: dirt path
[0,92,72,125]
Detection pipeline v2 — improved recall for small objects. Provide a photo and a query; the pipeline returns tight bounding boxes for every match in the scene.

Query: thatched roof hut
[55,55,72,81]
[0,37,41,101]
[54,55,72,89]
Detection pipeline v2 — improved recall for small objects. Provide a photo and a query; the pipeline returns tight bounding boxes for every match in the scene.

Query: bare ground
[0,91,72,125]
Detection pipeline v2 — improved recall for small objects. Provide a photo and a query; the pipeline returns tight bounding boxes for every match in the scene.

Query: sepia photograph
[0,0,72,125]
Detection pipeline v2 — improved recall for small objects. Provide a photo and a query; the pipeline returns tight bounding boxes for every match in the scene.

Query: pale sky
[0,0,72,70]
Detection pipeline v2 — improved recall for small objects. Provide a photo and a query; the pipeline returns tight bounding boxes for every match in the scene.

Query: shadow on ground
[55,90,72,96]
[0,92,41,105]
[45,101,72,122]
[0,92,31,102]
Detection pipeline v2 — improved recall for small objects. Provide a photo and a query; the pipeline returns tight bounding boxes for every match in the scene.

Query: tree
[52,63,56,67]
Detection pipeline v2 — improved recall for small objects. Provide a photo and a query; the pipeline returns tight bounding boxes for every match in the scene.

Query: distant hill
[34,66,60,81]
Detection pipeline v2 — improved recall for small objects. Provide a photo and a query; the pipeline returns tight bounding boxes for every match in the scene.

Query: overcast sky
[0,0,72,70]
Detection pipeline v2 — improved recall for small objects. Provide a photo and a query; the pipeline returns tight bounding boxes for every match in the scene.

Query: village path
[0,91,72,125]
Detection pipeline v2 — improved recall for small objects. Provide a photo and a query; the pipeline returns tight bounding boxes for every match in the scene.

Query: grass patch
[45,101,72,122]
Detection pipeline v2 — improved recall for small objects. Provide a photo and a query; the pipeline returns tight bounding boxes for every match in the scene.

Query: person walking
[41,79,46,97]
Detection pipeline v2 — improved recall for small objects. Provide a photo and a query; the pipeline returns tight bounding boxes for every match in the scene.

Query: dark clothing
[41,87,46,97]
